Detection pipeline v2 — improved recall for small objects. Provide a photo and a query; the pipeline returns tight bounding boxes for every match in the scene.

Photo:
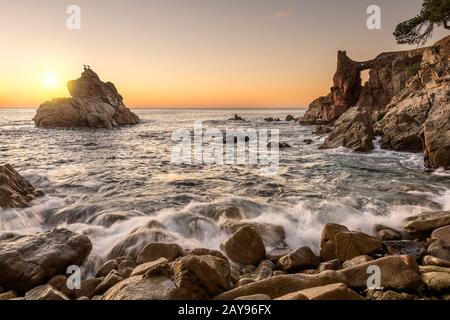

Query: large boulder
[334,232,383,261]
[339,255,422,291]
[220,220,285,247]
[403,210,450,237]
[0,229,92,293]
[33,68,140,129]
[220,226,266,266]
[107,226,175,259]
[0,164,43,209]
[321,106,374,152]
[320,224,382,261]
[320,223,350,261]
[172,255,232,297]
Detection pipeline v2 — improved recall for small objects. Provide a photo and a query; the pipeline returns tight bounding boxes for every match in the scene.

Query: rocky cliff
[33,69,140,129]
[302,35,450,169]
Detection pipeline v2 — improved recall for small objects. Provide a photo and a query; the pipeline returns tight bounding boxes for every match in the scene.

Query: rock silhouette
[33,68,140,129]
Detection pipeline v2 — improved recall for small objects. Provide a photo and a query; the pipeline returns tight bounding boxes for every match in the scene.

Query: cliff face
[33,69,140,129]
[303,35,450,169]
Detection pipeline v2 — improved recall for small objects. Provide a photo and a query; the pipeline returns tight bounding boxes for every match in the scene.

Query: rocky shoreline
[1,166,450,300]
[301,35,450,169]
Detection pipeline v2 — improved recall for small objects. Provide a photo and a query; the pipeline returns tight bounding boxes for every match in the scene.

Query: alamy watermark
[171,121,280,175]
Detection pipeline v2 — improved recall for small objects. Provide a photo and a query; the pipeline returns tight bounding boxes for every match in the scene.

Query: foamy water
[1,109,449,271]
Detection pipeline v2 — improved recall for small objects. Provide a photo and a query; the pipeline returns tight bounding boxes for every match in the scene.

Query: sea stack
[33,68,140,129]
[301,35,450,169]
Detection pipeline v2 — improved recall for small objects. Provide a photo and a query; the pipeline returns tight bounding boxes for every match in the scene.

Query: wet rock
[229,114,245,121]
[431,226,450,243]
[404,211,450,238]
[96,259,118,278]
[276,247,320,273]
[33,68,140,128]
[118,259,136,278]
[321,106,374,152]
[0,164,43,209]
[267,142,291,149]
[220,226,266,266]
[25,285,69,300]
[340,255,422,291]
[365,289,412,300]
[235,278,255,287]
[318,259,342,272]
[74,278,104,299]
[215,270,346,300]
[103,275,198,300]
[254,260,274,281]
[235,294,271,300]
[278,283,364,300]
[315,125,332,135]
[303,139,313,145]
[221,220,285,247]
[422,272,450,292]
[342,255,373,269]
[378,229,402,241]
[334,231,383,261]
[384,240,427,259]
[0,290,17,300]
[320,223,351,261]
[108,227,175,259]
[172,254,232,297]
[0,228,92,294]
[131,258,169,277]
[427,240,450,262]
[186,248,227,261]
[286,115,296,121]
[267,248,292,263]
[93,271,124,296]
[137,243,184,265]
[47,275,72,297]
[423,255,450,268]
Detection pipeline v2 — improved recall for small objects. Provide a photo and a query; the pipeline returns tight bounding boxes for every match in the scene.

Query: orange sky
[0,0,447,108]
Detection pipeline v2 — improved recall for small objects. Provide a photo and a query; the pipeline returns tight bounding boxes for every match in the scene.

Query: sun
[42,72,59,89]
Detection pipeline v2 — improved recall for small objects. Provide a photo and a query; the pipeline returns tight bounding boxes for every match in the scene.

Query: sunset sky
[0,0,447,108]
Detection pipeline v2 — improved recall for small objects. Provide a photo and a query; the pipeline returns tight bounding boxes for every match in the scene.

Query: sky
[0,0,448,108]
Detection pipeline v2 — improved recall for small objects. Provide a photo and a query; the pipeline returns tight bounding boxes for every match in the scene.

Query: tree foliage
[394,0,450,45]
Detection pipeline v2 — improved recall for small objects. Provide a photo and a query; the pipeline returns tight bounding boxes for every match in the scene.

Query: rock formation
[33,69,140,129]
[0,229,92,294]
[0,164,43,209]
[302,35,450,169]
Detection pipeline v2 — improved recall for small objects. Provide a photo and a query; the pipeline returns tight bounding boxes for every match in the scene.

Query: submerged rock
[0,229,92,293]
[0,164,43,209]
[33,68,140,129]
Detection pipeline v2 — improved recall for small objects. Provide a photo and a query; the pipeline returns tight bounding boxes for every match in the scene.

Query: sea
[1,108,449,272]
